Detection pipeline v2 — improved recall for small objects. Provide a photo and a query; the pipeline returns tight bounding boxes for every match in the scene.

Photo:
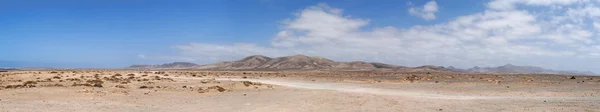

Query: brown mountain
[207,54,415,71]
[129,54,454,73]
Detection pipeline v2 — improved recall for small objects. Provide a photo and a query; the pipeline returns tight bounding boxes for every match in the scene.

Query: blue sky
[1,0,600,73]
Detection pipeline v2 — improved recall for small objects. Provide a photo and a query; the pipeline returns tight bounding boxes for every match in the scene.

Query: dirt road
[173,77,600,100]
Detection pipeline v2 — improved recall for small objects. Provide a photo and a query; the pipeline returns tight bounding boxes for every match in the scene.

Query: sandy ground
[1,70,600,112]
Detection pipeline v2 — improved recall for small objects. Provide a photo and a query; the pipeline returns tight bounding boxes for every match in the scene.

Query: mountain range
[447,64,596,75]
[129,54,596,75]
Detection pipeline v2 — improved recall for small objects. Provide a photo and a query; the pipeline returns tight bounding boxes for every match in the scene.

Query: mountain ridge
[129,55,595,75]
[456,64,596,75]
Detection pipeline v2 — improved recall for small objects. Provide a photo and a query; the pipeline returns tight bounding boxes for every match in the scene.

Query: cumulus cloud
[487,0,581,10]
[149,0,600,71]
[408,1,439,20]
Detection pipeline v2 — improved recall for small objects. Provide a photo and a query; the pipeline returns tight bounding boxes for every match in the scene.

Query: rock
[92,84,103,88]
[242,81,256,87]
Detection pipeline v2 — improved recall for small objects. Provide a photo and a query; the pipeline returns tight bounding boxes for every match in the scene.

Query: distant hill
[0,68,18,72]
[129,54,454,73]
[128,55,595,75]
[129,62,198,69]
[454,64,596,75]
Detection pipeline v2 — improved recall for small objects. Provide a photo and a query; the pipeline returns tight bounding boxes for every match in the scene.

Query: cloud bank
[153,0,600,71]
[409,1,439,20]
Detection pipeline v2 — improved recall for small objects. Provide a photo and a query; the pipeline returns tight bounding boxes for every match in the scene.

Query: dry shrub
[404,75,420,83]
[208,86,226,92]
[241,81,260,87]
[127,74,135,76]
[41,83,64,87]
[66,78,82,82]
[139,85,153,89]
[92,84,103,88]
[197,86,227,93]
[71,79,103,88]
[23,81,37,85]
[197,88,209,93]
[115,85,127,88]
[72,83,92,87]
[86,79,104,85]
[4,85,23,89]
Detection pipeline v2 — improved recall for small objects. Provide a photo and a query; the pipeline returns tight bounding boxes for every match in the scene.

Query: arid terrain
[1,70,600,112]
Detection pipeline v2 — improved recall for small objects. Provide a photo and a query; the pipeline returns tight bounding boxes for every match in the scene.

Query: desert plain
[1,70,599,112]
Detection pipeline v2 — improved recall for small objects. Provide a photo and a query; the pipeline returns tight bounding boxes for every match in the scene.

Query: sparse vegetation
[139,85,152,89]
[115,85,127,88]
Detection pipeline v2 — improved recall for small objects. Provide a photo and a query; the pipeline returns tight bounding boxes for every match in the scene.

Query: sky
[1,0,600,73]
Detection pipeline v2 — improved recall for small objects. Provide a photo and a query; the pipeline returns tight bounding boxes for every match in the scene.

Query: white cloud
[409,1,439,20]
[594,22,600,31]
[137,55,146,59]
[488,0,582,10]
[148,1,600,72]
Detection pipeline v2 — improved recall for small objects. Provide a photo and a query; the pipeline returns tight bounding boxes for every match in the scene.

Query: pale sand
[1,71,599,112]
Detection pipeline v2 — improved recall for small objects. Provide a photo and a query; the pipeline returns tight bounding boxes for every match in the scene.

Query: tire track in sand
[171,77,599,100]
